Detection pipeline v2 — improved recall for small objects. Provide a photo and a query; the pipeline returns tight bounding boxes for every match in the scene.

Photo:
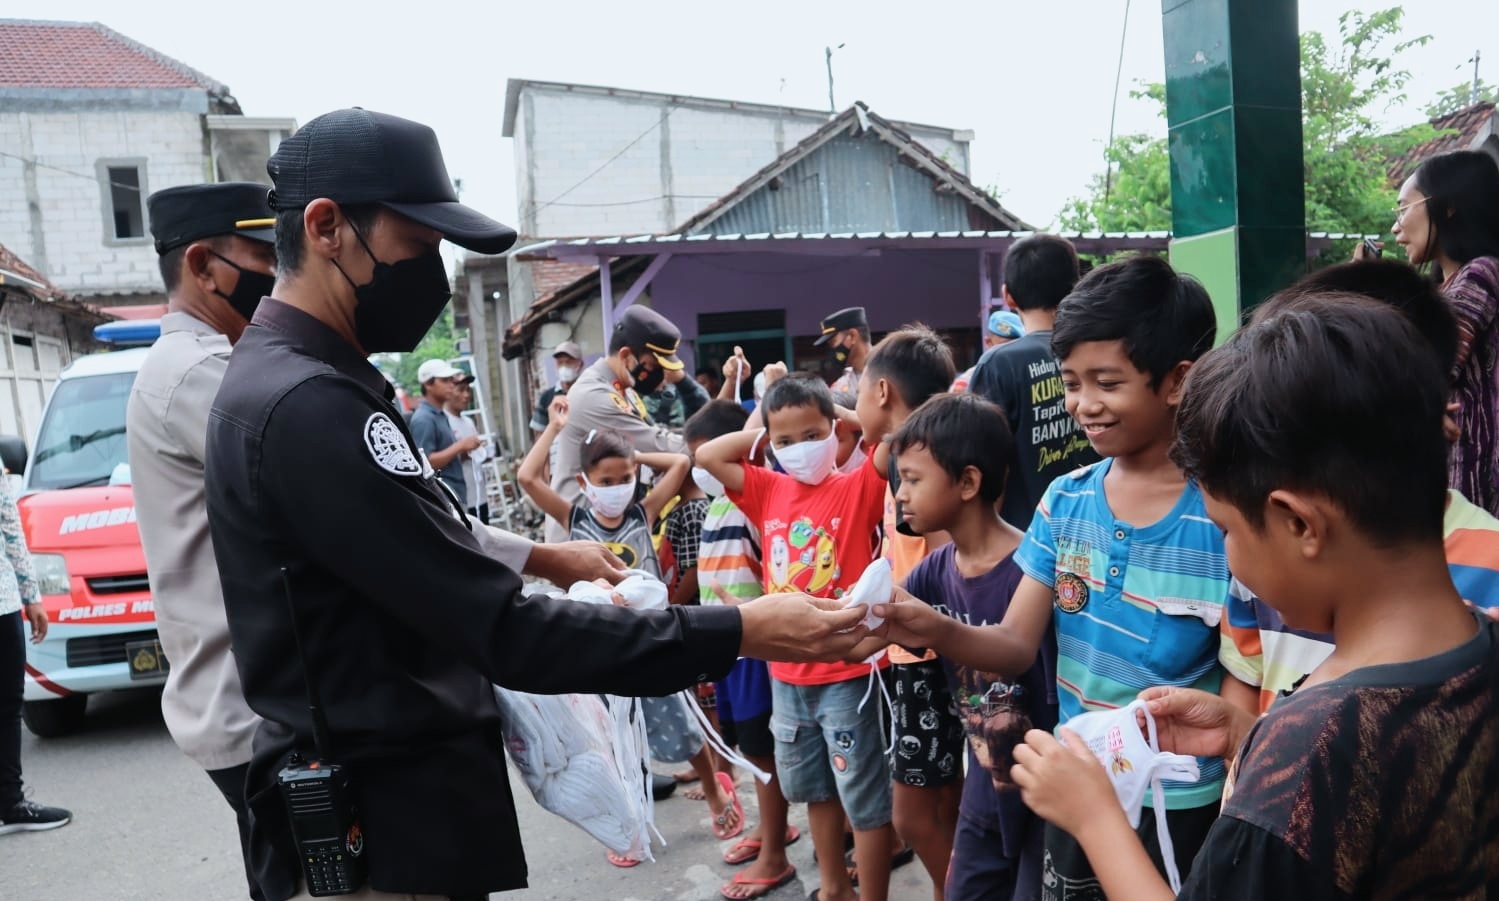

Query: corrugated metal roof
[674,102,1028,235]
[514,229,1374,258]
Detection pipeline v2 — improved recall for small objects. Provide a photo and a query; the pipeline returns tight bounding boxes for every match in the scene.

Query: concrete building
[459,81,988,450]
[0,19,294,308]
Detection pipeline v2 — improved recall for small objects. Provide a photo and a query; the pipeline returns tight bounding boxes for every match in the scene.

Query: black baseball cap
[266,108,517,255]
[814,306,869,345]
[147,182,276,255]
[613,307,683,371]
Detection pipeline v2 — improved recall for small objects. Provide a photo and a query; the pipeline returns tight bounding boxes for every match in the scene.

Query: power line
[0,149,149,194]
[542,193,721,209]
[1104,0,1133,204]
[529,105,679,214]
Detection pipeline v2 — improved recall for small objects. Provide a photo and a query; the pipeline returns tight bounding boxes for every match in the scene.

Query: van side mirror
[0,435,28,477]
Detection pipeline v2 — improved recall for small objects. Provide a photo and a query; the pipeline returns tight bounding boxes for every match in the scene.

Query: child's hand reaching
[1138,686,1255,760]
[547,396,569,429]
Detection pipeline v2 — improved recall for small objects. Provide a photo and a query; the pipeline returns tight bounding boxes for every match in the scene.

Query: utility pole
[825,44,845,114]
[1473,49,1483,105]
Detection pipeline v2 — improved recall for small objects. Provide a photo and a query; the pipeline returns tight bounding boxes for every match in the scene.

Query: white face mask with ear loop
[770,428,841,485]
[1062,700,1202,894]
[691,466,725,497]
[582,475,635,518]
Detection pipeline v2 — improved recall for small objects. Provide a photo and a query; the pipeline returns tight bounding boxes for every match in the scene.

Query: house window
[96,159,149,244]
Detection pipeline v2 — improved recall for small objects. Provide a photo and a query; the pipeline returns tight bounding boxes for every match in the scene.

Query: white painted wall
[513,86,970,238]
[0,109,211,296]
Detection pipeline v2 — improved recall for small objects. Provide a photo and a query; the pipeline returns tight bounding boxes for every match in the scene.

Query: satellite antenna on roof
[825,44,845,114]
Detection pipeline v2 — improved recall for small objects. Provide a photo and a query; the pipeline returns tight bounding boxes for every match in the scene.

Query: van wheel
[22,696,87,738]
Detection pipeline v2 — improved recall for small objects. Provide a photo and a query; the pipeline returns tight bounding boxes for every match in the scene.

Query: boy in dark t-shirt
[891,394,1059,901]
[967,234,1098,528]
[1008,296,1499,900]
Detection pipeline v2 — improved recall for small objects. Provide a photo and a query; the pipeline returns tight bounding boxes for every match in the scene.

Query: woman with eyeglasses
[1390,151,1499,514]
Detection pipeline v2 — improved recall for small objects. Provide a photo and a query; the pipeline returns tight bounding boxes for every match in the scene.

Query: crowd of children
[518,240,1499,901]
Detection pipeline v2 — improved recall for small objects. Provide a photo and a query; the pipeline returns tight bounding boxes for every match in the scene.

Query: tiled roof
[529,259,599,298]
[0,241,114,323]
[1389,101,1497,181]
[0,19,227,92]
[0,241,64,300]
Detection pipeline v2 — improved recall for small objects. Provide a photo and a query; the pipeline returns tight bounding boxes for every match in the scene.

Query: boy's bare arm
[695,429,759,494]
[1219,673,1260,719]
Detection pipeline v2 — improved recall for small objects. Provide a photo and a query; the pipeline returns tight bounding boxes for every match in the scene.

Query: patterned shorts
[888,659,964,787]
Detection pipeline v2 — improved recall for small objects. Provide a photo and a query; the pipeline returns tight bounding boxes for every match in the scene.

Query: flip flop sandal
[844,844,915,886]
[606,850,642,868]
[711,771,746,840]
[723,825,803,865]
[718,865,797,900]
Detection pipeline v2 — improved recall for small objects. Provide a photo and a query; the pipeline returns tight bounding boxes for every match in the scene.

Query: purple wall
[648,249,982,372]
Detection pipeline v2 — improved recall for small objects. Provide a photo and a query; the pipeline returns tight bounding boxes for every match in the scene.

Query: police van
[5,320,162,736]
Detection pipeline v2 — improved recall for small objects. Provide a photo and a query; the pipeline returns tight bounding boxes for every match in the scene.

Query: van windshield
[27,372,136,491]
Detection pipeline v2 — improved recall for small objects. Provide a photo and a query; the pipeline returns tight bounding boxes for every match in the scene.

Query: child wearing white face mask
[697,374,895,901]
[518,399,687,578]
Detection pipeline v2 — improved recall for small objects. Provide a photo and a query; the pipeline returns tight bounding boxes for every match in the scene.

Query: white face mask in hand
[1063,700,1202,893]
[691,466,725,498]
[773,429,840,485]
[582,476,635,518]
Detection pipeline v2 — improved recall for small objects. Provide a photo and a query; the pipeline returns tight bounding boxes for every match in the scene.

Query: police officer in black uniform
[203,108,871,901]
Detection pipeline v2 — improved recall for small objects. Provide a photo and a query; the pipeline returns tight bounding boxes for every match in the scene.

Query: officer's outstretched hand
[737,593,868,662]
[525,541,629,586]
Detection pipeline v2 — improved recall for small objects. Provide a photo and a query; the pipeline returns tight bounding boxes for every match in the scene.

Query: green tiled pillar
[1162,0,1305,337]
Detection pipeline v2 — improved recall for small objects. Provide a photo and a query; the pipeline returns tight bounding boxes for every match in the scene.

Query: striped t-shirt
[1015,460,1229,810]
[697,495,762,604]
[1221,489,1499,713]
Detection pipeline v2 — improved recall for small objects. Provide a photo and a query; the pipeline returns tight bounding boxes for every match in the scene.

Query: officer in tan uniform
[544,307,714,542]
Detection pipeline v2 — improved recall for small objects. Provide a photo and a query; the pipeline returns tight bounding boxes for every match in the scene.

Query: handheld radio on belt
[276,567,367,896]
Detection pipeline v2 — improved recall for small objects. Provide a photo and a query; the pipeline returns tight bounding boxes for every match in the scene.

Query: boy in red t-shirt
[698,374,893,901]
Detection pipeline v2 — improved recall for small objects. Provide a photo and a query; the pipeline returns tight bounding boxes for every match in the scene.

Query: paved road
[5,688,936,901]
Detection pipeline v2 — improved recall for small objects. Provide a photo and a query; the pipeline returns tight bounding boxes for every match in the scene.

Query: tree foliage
[1424,78,1497,119]
[1059,6,1440,245]
[376,306,459,398]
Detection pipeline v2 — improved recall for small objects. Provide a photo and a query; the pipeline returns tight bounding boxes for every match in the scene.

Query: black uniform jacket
[204,300,742,900]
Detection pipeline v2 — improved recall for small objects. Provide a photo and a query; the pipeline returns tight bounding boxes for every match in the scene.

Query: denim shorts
[769,675,893,831]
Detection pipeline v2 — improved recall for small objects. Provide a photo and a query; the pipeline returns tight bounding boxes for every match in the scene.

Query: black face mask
[629,352,666,395]
[830,339,851,366]
[207,250,274,322]
[333,226,452,353]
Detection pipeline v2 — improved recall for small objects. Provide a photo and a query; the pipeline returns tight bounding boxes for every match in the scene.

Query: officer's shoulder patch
[609,391,631,413]
[364,413,421,477]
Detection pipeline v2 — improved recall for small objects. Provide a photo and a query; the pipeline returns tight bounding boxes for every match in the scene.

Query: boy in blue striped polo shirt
[865,254,1230,898]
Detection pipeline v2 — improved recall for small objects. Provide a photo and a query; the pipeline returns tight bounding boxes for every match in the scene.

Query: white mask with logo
[556,365,579,384]
[1063,700,1202,893]
[582,476,635,519]
[772,428,840,485]
[691,466,725,498]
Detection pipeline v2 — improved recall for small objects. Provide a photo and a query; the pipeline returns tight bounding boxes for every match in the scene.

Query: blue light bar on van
[94,320,162,346]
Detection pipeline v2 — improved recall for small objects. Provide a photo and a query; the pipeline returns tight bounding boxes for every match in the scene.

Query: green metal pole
[1162,0,1306,336]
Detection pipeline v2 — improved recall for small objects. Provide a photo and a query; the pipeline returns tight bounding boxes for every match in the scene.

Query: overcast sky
[31,0,1499,237]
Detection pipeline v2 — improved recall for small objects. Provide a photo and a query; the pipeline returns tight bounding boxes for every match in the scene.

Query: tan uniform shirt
[545,358,685,542]
[127,312,258,770]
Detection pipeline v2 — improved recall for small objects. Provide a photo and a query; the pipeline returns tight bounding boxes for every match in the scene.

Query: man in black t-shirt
[968,235,1098,528]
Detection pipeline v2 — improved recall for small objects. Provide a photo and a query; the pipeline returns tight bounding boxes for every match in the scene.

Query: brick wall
[0,109,210,297]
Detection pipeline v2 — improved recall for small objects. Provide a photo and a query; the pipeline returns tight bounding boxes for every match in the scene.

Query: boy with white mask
[698,375,894,901]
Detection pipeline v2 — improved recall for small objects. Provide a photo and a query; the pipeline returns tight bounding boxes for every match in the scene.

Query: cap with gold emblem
[813,306,869,345]
[147,182,277,255]
[612,307,683,371]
